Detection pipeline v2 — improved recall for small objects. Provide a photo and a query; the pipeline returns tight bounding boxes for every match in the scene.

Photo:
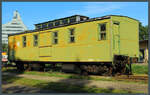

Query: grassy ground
[2,67,148,84]
[132,63,148,74]
[2,75,143,93]
[2,64,148,94]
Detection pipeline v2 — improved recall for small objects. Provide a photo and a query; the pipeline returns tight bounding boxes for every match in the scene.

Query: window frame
[62,19,69,25]
[55,21,60,26]
[48,22,54,28]
[52,31,58,44]
[22,36,26,47]
[42,23,48,29]
[33,34,38,47]
[98,23,107,40]
[69,17,76,24]
[68,28,75,43]
[36,25,42,29]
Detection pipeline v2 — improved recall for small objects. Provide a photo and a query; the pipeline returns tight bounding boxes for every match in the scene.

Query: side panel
[39,32,52,61]
[12,35,21,61]
[26,33,39,61]
[113,23,120,54]
[8,36,15,61]
[8,19,112,62]
[49,19,112,62]
[111,16,139,58]
[10,32,39,61]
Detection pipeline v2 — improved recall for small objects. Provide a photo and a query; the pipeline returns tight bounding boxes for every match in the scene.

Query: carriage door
[39,32,52,61]
[113,22,120,55]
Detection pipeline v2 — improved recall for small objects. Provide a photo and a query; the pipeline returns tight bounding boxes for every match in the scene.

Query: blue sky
[2,2,148,30]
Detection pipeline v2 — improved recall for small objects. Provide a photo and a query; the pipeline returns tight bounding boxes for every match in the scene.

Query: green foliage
[132,64,148,74]
[139,23,148,40]
[2,43,8,53]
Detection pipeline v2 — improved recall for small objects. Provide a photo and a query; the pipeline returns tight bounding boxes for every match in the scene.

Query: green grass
[25,71,91,79]
[132,64,148,74]
[2,75,143,93]
[2,67,147,84]
[23,71,148,84]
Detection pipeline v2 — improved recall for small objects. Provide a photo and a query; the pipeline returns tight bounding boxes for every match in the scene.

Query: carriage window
[62,19,68,25]
[69,17,76,24]
[22,36,26,47]
[99,23,106,40]
[33,34,38,46]
[48,22,53,28]
[36,25,42,29]
[42,23,47,28]
[55,21,60,26]
[53,32,58,44]
[69,28,75,43]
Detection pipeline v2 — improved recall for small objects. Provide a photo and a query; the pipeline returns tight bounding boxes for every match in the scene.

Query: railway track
[114,75,148,82]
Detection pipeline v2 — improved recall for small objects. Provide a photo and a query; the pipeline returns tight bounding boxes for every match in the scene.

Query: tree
[139,23,148,40]
[2,43,8,53]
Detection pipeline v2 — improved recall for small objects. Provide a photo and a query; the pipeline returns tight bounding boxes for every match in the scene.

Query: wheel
[102,66,110,76]
[75,66,82,74]
[26,64,32,71]
[16,62,24,72]
[81,70,88,76]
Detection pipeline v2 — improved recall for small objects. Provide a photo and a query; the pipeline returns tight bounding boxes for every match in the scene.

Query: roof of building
[8,15,139,36]
[35,15,89,25]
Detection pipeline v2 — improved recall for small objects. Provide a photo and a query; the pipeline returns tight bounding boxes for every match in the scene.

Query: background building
[2,10,28,44]
[139,40,148,63]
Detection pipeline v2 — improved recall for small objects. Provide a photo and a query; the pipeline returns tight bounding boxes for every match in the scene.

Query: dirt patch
[2,83,55,93]
[2,72,148,93]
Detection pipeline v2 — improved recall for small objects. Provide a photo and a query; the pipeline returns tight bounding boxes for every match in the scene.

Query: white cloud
[67,2,125,16]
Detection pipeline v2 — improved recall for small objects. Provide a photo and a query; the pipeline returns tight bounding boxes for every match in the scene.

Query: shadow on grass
[32,74,131,93]
[2,67,39,93]
[2,67,132,94]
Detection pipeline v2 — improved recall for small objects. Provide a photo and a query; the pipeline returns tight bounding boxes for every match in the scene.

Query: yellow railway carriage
[8,15,139,75]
